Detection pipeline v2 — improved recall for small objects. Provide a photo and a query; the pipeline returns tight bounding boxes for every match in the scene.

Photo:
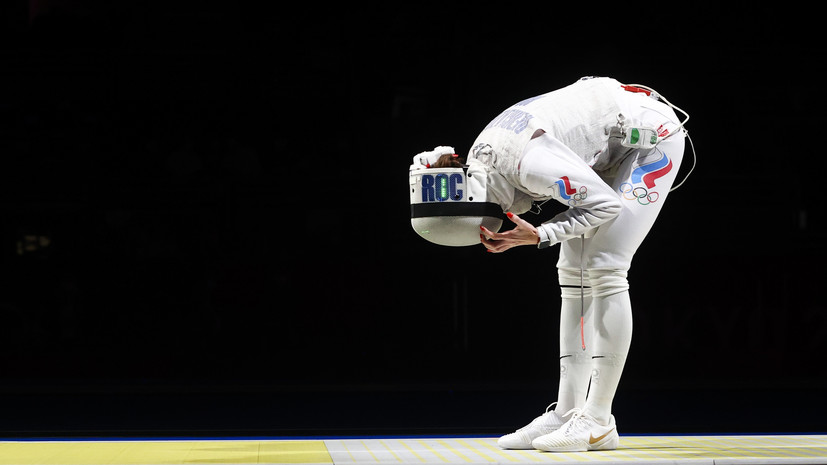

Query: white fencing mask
[409,147,503,247]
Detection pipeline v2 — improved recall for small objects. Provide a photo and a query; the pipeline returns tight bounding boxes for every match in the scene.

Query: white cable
[670,131,697,192]
[625,83,690,139]
[579,234,586,351]
[625,83,696,192]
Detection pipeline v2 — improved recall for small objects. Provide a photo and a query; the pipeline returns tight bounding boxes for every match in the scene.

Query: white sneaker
[531,409,619,452]
[497,403,568,449]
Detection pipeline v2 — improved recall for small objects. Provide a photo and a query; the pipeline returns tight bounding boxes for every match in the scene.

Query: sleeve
[466,158,535,215]
[519,134,622,245]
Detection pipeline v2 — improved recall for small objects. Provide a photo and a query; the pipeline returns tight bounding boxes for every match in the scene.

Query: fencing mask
[409,146,503,247]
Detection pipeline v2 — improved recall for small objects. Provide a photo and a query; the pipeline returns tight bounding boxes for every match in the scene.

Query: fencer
[408,77,690,452]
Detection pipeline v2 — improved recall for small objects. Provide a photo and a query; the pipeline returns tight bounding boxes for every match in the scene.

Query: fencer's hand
[480,212,540,253]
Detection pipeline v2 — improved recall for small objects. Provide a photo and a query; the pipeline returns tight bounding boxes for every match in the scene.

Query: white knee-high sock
[556,269,593,413]
[583,288,633,425]
[557,297,593,412]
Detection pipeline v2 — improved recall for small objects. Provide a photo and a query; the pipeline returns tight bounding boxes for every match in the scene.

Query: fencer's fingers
[480,235,504,249]
[480,232,506,252]
[482,218,534,253]
[506,212,531,234]
[479,225,491,240]
[480,225,505,241]
[486,241,514,253]
[483,238,499,252]
[506,211,540,244]
[506,211,531,229]
[481,233,517,253]
[506,211,533,231]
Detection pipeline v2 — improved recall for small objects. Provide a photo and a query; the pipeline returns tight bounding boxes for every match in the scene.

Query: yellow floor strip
[453,438,497,463]
[434,439,473,463]
[339,440,358,463]
[0,439,332,465]
[399,439,428,463]
[2,435,826,464]
[359,440,380,463]
[416,439,450,463]
[515,450,550,462]
[471,438,523,462]
[378,439,404,463]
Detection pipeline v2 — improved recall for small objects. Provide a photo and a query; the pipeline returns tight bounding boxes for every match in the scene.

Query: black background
[1,1,825,437]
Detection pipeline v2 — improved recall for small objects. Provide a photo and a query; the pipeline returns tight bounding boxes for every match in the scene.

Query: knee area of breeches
[589,269,629,298]
[558,268,592,299]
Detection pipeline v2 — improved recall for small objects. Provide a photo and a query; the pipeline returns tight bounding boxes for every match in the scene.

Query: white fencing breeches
[555,104,686,423]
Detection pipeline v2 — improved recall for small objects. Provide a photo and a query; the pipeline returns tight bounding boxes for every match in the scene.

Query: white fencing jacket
[467,77,634,245]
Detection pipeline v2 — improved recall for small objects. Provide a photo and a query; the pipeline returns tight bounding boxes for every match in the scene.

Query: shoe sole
[498,427,564,450]
[533,433,619,452]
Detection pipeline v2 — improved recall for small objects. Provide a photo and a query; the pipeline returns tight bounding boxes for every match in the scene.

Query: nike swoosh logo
[589,427,615,445]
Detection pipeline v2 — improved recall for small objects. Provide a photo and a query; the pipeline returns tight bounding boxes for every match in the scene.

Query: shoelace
[516,402,558,432]
[557,408,596,435]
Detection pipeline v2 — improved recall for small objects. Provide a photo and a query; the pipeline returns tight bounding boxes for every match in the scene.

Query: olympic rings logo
[619,183,659,206]
[568,186,588,206]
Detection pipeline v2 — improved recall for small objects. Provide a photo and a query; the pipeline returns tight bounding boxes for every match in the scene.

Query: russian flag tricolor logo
[555,176,577,200]
[631,153,672,189]
[553,176,588,206]
[620,151,673,206]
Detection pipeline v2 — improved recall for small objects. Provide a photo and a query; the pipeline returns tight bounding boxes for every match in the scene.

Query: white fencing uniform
[469,76,686,267]
[472,77,686,426]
